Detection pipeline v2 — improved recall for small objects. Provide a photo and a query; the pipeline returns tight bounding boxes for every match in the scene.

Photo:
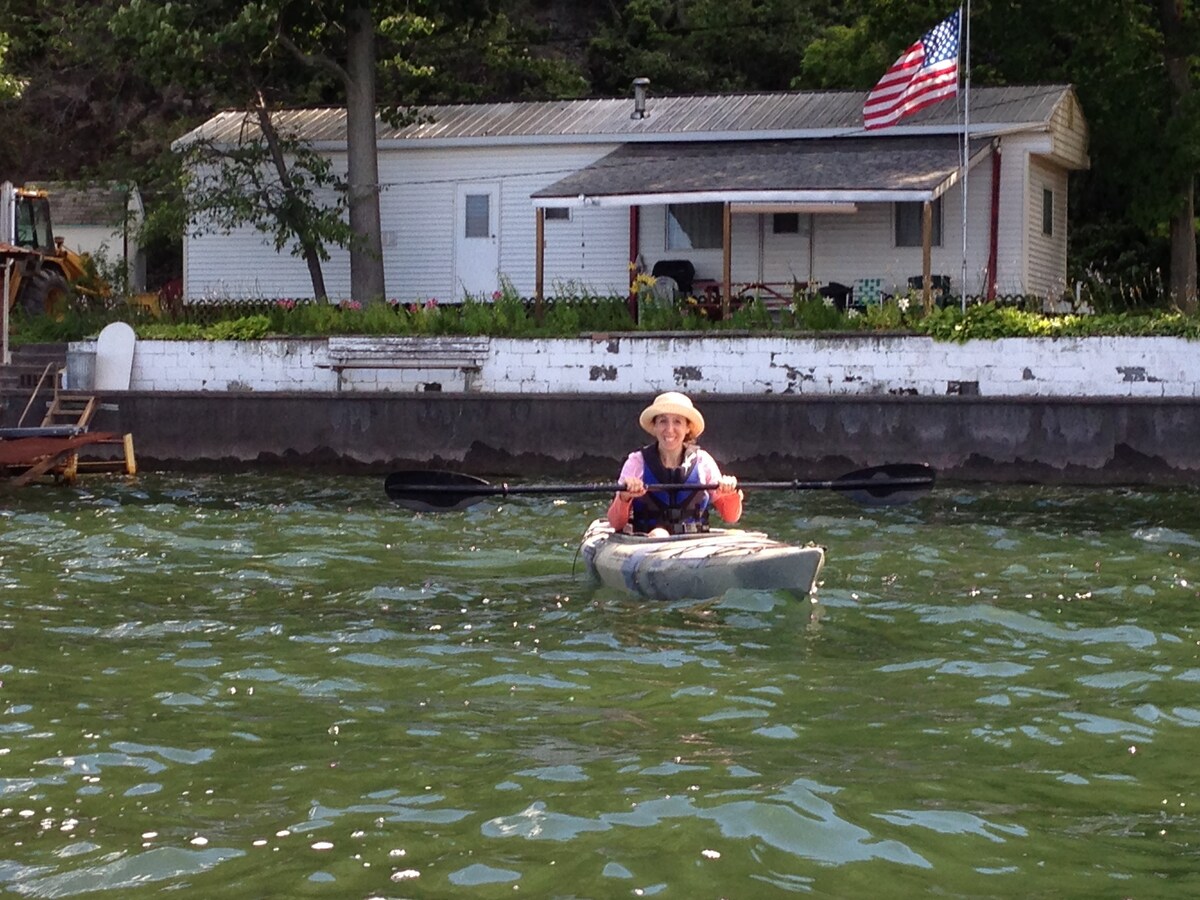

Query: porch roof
[531,136,992,208]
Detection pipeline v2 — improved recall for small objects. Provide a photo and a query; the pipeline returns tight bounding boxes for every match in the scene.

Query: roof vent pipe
[631,77,650,120]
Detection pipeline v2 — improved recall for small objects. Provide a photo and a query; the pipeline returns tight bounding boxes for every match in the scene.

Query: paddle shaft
[393,475,933,498]
[384,463,935,510]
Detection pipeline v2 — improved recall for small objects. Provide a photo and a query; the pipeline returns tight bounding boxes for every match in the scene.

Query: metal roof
[178,85,1076,149]
[530,136,993,206]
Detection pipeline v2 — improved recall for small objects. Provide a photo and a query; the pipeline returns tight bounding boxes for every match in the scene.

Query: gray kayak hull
[579,518,825,601]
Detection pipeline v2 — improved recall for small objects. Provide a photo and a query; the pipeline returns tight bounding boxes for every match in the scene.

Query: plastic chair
[650,276,678,303]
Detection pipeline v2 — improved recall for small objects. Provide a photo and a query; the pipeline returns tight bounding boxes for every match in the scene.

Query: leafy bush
[204,315,271,340]
[791,295,847,331]
[11,287,1200,345]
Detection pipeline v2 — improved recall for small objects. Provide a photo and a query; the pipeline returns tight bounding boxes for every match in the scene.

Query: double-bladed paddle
[384,463,935,512]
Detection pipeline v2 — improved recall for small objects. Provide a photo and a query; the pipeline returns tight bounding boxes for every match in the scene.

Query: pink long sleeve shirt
[606,448,743,532]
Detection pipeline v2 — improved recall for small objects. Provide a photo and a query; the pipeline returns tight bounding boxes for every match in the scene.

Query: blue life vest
[631,444,711,534]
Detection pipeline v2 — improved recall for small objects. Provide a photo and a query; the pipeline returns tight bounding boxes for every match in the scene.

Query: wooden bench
[321,336,490,391]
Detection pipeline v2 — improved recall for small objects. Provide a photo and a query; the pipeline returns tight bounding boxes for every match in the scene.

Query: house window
[464,194,490,238]
[895,199,943,247]
[773,213,800,234]
[1042,189,1053,235]
[544,207,570,222]
[667,203,722,250]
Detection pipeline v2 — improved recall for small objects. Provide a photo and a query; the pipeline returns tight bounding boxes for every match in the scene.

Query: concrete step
[0,343,68,392]
[0,343,68,424]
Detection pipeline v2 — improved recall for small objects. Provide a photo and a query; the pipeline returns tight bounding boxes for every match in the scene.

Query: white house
[30,181,146,291]
[176,84,1088,305]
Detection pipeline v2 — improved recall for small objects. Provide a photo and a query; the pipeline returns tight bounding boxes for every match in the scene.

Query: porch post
[535,207,545,317]
[722,202,732,319]
[2,258,10,365]
[922,201,933,313]
[628,206,640,319]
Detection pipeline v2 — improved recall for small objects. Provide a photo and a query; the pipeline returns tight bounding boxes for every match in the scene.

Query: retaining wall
[51,333,1200,484]
[66,334,1200,398]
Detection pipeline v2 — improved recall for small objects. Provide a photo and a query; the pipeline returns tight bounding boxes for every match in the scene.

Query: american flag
[863,9,961,130]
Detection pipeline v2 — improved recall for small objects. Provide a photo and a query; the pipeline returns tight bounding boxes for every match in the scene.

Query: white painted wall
[182,139,1068,304]
[71,335,1200,399]
[183,144,632,302]
[1027,157,1069,299]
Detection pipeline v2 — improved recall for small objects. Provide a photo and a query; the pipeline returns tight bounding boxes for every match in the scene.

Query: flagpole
[960,2,970,313]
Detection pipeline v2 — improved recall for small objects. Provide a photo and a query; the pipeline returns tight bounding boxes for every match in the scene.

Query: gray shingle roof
[179,85,1075,148]
[532,137,993,204]
[26,182,138,226]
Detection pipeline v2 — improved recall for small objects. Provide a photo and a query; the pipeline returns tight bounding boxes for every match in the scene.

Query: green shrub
[13,286,1200,344]
[791,295,845,331]
[204,315,271,340]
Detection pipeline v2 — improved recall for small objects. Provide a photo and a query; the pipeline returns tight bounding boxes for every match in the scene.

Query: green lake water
[1,473,1198,898]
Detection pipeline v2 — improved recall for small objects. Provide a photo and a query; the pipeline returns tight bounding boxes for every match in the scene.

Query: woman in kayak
[607,391,742,536]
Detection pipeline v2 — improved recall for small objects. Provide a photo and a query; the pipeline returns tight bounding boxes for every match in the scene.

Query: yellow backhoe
[1,181,109,317]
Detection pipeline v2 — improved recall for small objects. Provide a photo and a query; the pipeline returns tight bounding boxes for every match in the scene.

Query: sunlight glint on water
[0,474,1198,897]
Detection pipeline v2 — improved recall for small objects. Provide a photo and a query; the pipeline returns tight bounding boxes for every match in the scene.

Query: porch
[531,135,992,314]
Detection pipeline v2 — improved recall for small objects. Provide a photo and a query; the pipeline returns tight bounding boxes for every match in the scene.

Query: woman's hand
[618,476,646,503]
[715,474,739,496]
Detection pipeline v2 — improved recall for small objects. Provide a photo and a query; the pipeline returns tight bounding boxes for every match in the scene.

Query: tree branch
[276,30,349,86]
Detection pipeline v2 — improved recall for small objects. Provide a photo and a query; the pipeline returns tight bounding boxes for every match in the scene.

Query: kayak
[579,518,825,601]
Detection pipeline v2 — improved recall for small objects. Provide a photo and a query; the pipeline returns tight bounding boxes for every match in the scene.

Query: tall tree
[275,0,396,303]
[1155,0,1197,311]
[801,0,1199,310]
[110,0,349,301]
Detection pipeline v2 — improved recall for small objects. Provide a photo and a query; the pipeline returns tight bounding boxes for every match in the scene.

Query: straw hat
[638,391,705,438]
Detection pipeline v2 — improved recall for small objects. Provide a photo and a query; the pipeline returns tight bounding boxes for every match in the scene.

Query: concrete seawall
[40,333,1200,483]
[81,391,1200,484]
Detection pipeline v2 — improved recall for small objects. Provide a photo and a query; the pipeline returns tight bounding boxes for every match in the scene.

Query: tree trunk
[345,0,386,304]
[256,103,330,302]
[1158,0,1197,312]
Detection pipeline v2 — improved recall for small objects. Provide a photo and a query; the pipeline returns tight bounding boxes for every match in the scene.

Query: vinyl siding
[1049,92,1089,170]
[183,145,633,300]
[181,125,1075,303]
[994,137,1032,296]
[184,155,352,301]
[1026,158,1069,299]
[380,143,629,298]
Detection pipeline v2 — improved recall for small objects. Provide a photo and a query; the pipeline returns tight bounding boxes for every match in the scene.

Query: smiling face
[652,413,692,458]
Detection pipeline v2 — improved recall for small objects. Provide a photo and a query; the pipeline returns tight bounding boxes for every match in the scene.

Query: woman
[607,391,742,537]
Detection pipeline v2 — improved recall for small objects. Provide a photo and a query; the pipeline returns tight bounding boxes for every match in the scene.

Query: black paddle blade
[385,470,492,512]
[833,463,935,506]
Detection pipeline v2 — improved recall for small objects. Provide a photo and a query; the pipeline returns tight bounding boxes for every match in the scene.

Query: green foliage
[911,303,1200,342]
[727,298,774,330]
[177,128,353,266]
[8,308,104,345]
[137,322,206,340]
[395,9,586,104]
[202,314,272,340]
[0,31,25,100]
[791,295,847,330]
[4,0,1197,312]
[14,291,1200,344]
